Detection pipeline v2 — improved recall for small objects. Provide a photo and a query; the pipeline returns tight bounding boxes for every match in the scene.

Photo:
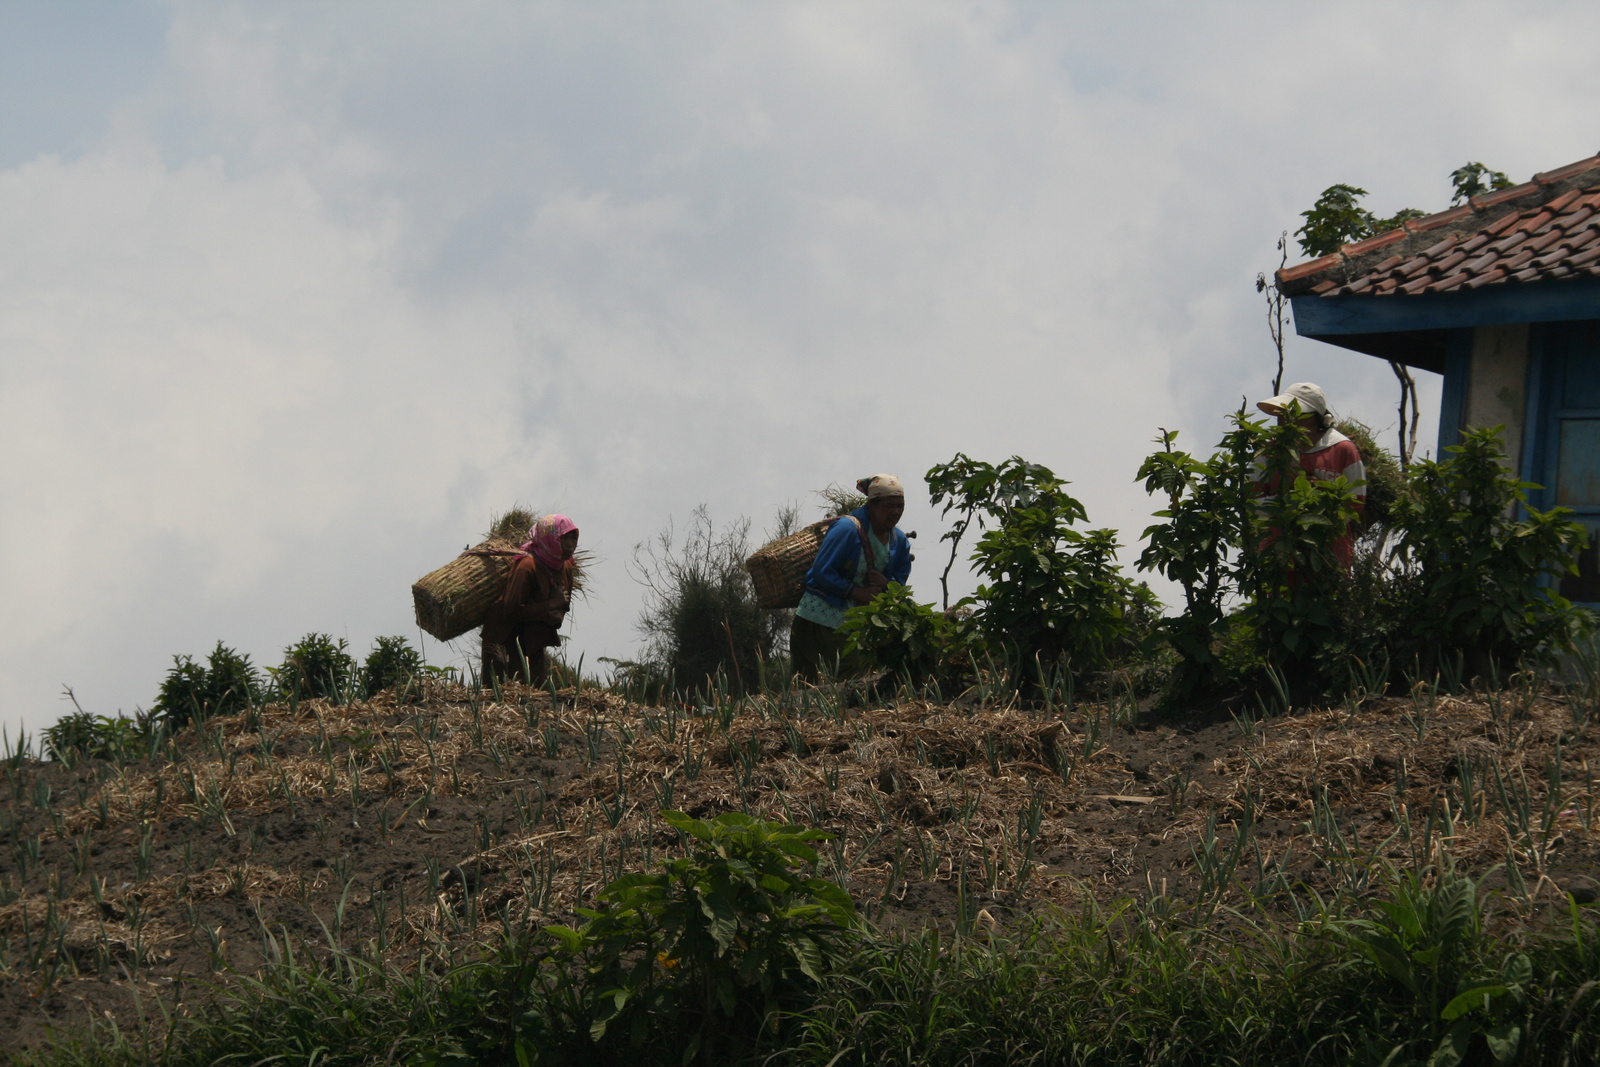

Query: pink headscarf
[520,514,578,570]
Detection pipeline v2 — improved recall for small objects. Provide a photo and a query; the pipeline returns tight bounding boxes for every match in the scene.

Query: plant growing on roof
[1450,162,1513,204]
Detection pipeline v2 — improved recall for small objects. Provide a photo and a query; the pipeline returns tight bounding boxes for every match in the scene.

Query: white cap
[1257,382,1329,417]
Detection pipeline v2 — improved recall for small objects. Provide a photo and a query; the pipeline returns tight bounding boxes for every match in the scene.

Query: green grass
[25,861,1600,1067]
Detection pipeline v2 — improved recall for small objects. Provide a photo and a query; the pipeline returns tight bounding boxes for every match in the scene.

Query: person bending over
[791,474,912,681]
[480,514,578,687]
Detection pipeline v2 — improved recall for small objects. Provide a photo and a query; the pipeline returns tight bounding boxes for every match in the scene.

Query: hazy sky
[3,2,1596,732]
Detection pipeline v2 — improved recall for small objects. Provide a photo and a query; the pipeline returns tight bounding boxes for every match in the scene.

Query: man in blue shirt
[791,473,913,680]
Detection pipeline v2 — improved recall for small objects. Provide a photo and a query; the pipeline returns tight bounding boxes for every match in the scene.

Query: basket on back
[745,521,832,609]
[412,539,522,641]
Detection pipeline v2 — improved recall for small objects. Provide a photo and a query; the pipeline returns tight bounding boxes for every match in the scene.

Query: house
[1275,153,1600,605]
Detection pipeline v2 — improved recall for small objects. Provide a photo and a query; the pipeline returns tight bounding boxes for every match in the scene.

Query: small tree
[1136,415,1265,701]
[927,453,1147,684]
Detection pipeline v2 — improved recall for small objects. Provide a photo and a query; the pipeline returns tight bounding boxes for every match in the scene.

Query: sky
[2,1,1596,733]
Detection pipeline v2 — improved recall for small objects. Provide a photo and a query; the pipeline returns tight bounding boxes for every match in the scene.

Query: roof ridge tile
[1339,227,1411,258]
[1471,181,1540,210]
[1533,155,1600,185]
[1407,204,1475,234]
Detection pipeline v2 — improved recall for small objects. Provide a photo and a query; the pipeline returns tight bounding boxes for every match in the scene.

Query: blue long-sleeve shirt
[795,506,912,628]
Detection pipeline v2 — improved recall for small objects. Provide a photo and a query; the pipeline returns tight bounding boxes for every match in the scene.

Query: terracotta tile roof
[1276,154,1600,299]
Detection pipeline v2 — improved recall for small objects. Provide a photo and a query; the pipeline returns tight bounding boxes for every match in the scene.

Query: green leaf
[1442,984,1508,1020]
[543,925,584,954]
[1484,1023,1521,1066]
[660,810,712,841]
[1428,1017,1474,1067]
[1501,952,1532,990]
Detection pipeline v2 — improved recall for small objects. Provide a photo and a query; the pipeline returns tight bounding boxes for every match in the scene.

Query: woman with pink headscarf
[480,515,579,686]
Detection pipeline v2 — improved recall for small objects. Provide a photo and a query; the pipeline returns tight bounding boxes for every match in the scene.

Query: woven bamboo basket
[745,521,833,609]
[412,538,522,641]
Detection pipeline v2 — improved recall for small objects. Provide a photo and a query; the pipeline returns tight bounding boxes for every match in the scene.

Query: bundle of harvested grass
[746,521,832,609]
[412,538,524,641]
[414,508,593,641]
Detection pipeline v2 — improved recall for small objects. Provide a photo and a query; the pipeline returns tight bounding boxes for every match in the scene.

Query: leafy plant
[361,635,424,698]
[152,641,265,727]
[274,633,357,701]
[840,583,967,684]
[42,710,150,764]
[1136,415,1265,701]
[1238,412,1365,695]
[544,811,856,1061]
[1330,865,1531,1067]
[1391,426,1589,674]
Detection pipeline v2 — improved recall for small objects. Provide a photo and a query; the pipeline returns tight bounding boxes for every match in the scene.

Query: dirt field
[0,675,1594,1055]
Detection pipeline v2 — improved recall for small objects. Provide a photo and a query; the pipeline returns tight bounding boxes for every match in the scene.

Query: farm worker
[791,474,913,681]
[1255,382,1366,568]
[480,515,579,687]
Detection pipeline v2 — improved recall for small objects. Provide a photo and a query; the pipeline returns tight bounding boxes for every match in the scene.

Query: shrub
[361,635,424,698]
[538,812,856,1062]
[840,583,968,685]
[1141,414,1588,706]
[1237,414,1366,696]
[42,710,150,764]
[152,641,265,727]
[928,454,1147,684]
[275,633,358,701]
[1136,417,1264,701]
[632,506,789,696]
[1390,426,1590,674]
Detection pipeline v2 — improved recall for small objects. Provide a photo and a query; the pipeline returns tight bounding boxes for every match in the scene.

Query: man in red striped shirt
[1256,382,1367,568]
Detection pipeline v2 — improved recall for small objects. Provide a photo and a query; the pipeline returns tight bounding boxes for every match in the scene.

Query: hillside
[0,673,1595,1057]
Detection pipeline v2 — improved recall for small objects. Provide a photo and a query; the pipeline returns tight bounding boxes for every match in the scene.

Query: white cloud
[2,1,1596,727]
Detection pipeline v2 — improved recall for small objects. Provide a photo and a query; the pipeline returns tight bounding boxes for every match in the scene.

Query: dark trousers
[481,634,550,688]
[790,615,857,682]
